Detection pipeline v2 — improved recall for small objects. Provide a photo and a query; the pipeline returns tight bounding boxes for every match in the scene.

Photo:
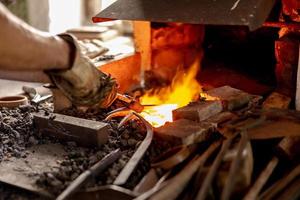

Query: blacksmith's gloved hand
[47,33,118,108]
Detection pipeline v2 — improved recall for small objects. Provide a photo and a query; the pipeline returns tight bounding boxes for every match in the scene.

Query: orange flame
[140,56,202,127]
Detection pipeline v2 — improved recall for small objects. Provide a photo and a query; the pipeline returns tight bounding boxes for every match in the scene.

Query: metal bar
[221,131,249,200]
[56,149,122,200]
[243,157,279,200]
[260,164,300,200]
[195,136,235,200]
[149,141,221,200]
[34,112,109,147]
[114,112,154,185]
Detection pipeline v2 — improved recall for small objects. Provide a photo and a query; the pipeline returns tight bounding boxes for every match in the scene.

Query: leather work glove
[47,34,118,108]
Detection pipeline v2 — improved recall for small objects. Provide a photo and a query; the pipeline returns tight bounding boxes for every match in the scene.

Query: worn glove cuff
[47,33,118,108]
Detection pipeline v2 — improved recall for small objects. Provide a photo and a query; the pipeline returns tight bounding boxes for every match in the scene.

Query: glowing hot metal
[140,56,202,127]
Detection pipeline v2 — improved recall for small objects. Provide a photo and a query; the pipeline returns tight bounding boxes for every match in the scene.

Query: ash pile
[1,86,300,200]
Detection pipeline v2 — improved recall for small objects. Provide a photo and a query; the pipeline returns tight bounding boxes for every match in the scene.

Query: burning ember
[140,56,202,127]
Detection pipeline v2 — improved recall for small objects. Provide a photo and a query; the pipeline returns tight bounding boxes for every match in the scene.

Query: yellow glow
[140,56,202,127]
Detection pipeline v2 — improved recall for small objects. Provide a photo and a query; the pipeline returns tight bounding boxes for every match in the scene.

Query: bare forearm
[0,3,70,71]
[0,70,51,82]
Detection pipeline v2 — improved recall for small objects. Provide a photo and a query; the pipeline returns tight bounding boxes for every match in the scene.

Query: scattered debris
[0,104,41,162]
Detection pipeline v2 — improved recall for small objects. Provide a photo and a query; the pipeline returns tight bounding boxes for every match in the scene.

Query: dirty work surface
[0,144,65,197]
[0,103,52,199]
[0,103,175,198]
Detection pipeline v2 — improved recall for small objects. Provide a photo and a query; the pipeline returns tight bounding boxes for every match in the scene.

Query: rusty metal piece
[150,141,222,200]
[151,144,197,170]
[244,136,300,199]
[202,86,252,111]
[244,103,300,200]
[260,164,300,200]
[172,101,223,122]
[93,0,276,30]
[275,179,300,200]
[196,136,236,200]
[34,112,109,147]
[134,171,171,200]
[114,112,153,186]
[221,131,251,200]
[155,119,214,144]
[133,169,159,194]
[56,149,122,200]
[243,157,279,200]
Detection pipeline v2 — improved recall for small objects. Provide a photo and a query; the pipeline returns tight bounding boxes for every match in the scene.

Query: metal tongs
[116,93,144,113]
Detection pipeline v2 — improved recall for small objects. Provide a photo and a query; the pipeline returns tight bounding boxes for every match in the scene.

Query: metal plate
[93,0,276,30]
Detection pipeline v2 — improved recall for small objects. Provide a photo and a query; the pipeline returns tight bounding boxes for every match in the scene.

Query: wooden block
[33,113,109,147]
[202,86,251,111]
[155,119,214,145]
[172,101,223,122]
[263,92,291,109]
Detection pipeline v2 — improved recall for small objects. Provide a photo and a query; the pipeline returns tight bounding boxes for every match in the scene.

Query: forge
[2,0,300,200]
[92,0,298,128]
